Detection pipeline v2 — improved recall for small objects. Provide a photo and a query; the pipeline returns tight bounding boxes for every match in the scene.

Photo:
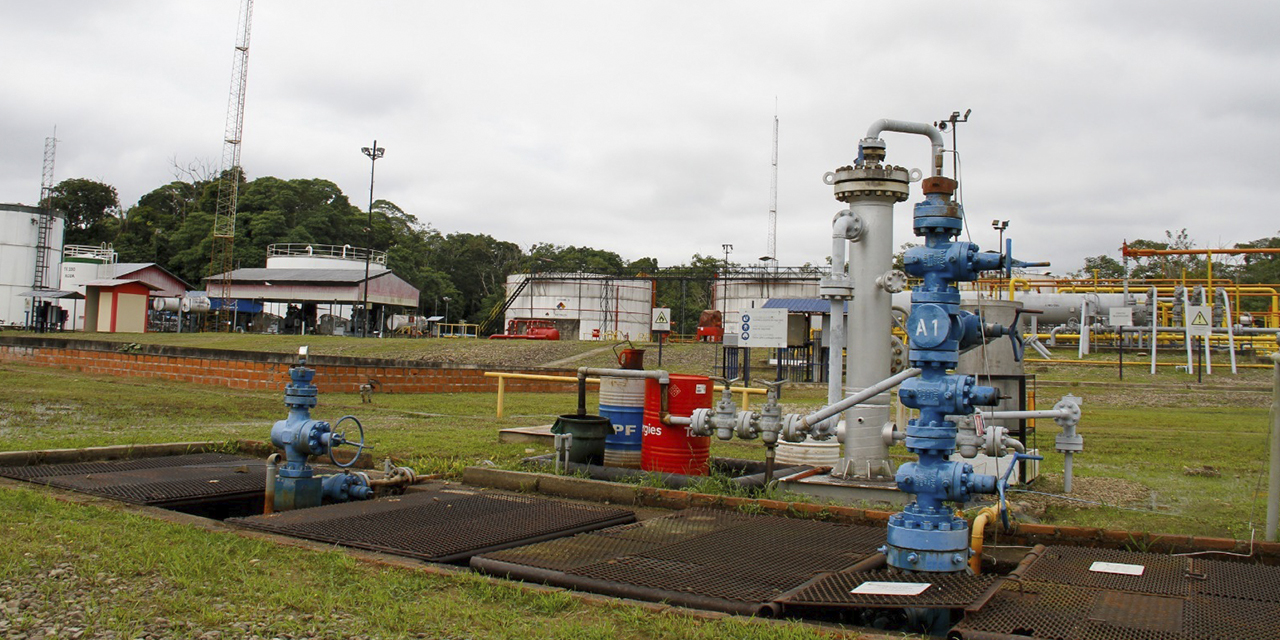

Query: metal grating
[777,569,1000,609]
[1188,594,1280,640]
[230,488,635,564]
[952,571,1280,639]
[1189,557,1280,604]
[1021,545,1192,597]
[0,454,265,506]
[0,453,251,480]
[475,508,884,608]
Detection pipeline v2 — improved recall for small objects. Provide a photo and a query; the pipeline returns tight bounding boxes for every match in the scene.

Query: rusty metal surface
[777,569,999,609]
[1021,545,1192,597]
[951,545,1280,640]
[476,508,883,606]
[229,488,635,563]
[0,453,250,480]
[0,453,265,506]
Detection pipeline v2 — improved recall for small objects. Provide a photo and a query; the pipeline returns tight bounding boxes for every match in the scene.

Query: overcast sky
[2,1,1276,275]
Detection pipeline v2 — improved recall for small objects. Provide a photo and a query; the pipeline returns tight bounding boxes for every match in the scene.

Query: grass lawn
[0,338,1274,638]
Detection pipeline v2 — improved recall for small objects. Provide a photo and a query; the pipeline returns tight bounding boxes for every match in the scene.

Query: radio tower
[207,0,254,331]
[766,109,778,267]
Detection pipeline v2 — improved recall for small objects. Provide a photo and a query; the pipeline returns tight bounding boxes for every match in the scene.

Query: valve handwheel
[329,415,370,468]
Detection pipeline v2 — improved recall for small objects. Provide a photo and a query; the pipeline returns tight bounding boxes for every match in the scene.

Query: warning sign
[651,307,671,332]
[1186,305,1212,337]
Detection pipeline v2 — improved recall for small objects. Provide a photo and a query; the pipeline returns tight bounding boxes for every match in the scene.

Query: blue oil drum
[599,375,646,468]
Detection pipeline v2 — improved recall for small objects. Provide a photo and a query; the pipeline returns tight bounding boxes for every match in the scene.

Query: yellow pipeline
[1025,358,1276,369]
[1007,278,1031,300]
[969,505,1001,574]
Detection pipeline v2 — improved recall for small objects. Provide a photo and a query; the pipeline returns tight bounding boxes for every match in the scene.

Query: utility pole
[360,141,385,337]
[208,0,254,332]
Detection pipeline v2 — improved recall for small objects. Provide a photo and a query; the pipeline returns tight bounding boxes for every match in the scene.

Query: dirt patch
[1012,473,1151,517]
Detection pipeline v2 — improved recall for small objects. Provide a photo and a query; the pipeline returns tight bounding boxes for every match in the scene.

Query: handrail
[483,371,767,417]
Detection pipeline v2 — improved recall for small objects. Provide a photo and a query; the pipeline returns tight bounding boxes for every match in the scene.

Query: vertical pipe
[1182,287,1194,372]
[1063,451,1074,494]
[1222,288,1238,375]
[1267,351,1280,541]
[828,301,844,406]
[1150,287,1159,375]
[843,198,895,477]
[1200,288,1212,375]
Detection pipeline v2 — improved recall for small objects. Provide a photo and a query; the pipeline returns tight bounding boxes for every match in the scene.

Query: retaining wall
[0,336,578,394]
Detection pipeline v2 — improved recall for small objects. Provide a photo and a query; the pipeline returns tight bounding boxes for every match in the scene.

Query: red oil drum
[641,374,713,475]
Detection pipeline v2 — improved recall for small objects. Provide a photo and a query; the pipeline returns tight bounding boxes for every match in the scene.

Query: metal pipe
[864,119,945,175]
[1064,452,1075,494]
[798,368,922,430]
[263,453,279,515]
[980,408,1073,421]
[1222,288,1238,374]
[1151,286,1159,375]
[968,505,1000,574]
[1182,286,1194,372]
[842,195,897,476]
[1268,351,1280,541]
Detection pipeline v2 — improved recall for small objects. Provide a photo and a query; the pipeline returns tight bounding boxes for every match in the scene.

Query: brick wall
[0,338,579,395]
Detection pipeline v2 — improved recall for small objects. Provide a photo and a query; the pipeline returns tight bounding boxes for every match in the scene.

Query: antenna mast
[208,0,254,330]
[34,129,58,293]
[767,109,778,265]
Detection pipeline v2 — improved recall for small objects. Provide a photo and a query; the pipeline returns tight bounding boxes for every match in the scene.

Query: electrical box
[787,314,808,347]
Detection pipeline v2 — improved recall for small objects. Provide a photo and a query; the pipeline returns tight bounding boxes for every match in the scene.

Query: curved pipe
[969,505,1000,574]
[263,453,280,515]
[864,119,945,175]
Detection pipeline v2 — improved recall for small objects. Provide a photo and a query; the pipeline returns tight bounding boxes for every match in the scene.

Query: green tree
[49,178,121,246]
[1072,254,1126,279]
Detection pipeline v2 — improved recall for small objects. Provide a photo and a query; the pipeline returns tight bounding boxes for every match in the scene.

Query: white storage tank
[0,204,65,326]
[60,243,116,330]
[503,273,655,340]
[265,243,388,273]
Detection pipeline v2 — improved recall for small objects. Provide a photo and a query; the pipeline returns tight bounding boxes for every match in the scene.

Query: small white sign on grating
[850,581,932,596]
[1089,561,1145,576]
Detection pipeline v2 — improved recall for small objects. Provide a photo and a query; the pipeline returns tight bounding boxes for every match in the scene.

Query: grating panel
[478,508,884,607]
[1022,545,1192,597]
[0,453,251,480]
[1188,594,1280,640]
[1189,557,1280,604]
[777,569,999,609]
[230,489,634,563]
[951,580,1190,640]
[0,454,265,505]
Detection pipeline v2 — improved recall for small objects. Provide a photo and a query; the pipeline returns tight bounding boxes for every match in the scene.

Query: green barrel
[551,414,612,465]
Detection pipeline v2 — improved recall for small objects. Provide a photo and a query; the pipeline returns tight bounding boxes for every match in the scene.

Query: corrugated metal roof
[762,298,844,314]
[81,279,163,290]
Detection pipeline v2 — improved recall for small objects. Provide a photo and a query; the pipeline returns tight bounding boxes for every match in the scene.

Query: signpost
[1110,307,1134,380]
[651,307,671,366]
[1186,305,1212,382]
[737,308,787,348]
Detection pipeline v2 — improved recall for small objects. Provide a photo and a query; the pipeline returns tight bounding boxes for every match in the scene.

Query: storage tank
[502,273,655,340]
[265,243,388,272]
[0,204,65,326]
[60,243,116,330]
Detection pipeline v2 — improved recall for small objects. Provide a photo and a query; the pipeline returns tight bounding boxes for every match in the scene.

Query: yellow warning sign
[1186,305,1211,337]
[651,307,671,332]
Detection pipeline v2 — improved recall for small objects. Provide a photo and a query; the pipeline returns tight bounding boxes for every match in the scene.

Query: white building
[502,273,655,341]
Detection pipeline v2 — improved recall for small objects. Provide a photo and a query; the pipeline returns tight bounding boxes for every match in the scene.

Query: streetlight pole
[361,140,385,337]
[443,296,451,336]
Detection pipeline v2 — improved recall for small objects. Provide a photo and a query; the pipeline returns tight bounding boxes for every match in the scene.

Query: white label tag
[695,384,707,395]
[1089,561,1145,576]
[850,581,931,596]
